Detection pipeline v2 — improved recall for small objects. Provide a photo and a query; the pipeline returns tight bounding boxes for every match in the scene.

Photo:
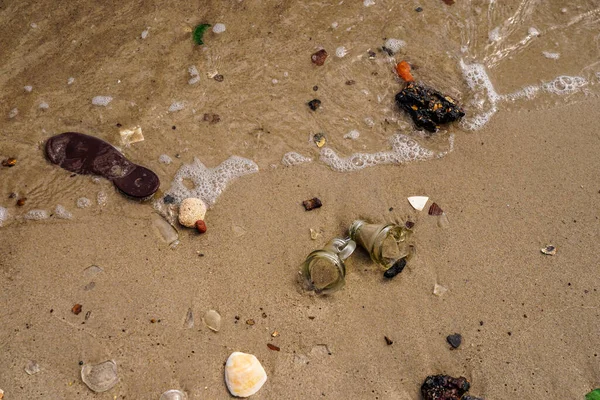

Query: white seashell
[160,389,187,400]
[178,198,207,228]
[225,352,267,397]
[407,196,429,211]
[202,309,221,332]
[81,360,118,393]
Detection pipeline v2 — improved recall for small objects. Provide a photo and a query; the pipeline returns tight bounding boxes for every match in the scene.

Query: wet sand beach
[1,1,600,399]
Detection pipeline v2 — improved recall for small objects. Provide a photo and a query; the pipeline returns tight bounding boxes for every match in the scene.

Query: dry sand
[1,1,600,399]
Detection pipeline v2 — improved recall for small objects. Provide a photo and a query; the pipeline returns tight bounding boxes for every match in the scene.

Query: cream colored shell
[178,198,207,228]
[225,352,267,397]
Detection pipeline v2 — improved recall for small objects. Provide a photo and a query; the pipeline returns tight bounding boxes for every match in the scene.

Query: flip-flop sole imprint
[45,132,160,199]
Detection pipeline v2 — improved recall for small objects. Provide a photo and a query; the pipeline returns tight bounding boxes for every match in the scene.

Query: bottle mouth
[348,220,366,240]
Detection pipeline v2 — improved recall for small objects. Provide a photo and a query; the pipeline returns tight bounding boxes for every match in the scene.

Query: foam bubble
[343,130,360,140]
[0,206,8,226]
[488,27,501,43]
[319,133,449,172]
[542,75,587,94]
[335,46,348,58]
[24,209,49,220]
[77,197,92,208]
[54,205,73,219]
[384,38,405,54]
[92,96,113,106]
[169,102,185,112]
[282,152,312,166]
[163,156,259,207]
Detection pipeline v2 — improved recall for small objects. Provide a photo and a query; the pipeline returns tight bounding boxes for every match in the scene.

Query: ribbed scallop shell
[225,352,267,397]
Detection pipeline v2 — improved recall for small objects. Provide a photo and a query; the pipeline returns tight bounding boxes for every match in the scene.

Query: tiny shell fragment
[119,126,144,146]
[246,319,255,326]
[81,360,118,393]
[541,245,557,255]
[408,196,429,211]
[428,202,444,216]
[313,133,327,148]
[25,360,40,375]
[433,283,448,296]
[303,197,322,211]
[311,49,328,66]
[271,330,280,337]
[202,309,222,332]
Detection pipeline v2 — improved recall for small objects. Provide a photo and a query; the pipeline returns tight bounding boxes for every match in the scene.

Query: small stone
[307,99,321,111]
[384,336,393,345]
[2,158,17,167]
[313,133,326,148]
[81,360,118,393]
[383,258,406,279]
[421,375,470,400]
[202,309,222,332]
[8,108,19,118]
[345,79,356,85]
[195,220,207,233]
[25,360,40,375]
[310,228,320,240]
[428,202,444,216]
[446,333,462,349]
[246,319,255,325]
[271,331,280,337]
[24,85,33,92]
[212,23,226,33]
[313,85,318,91]
[311,49,328,66]
[77,197,92,209]
[416,6,423,12]
[178,198,207,228]
[16,198,26,207]
[163,194,175,204]
[214,74,224,82]
[72,304,83,315]
[302,197,322,211]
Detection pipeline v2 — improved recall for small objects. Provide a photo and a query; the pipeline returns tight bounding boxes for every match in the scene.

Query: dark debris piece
[307,99,321,111]
[384,336,393,345]
[383,258,406,279]
[463,396,484,400]
[416,6,423,12]
[163,194,175,204]
[395,82,465,133]
[311,49,328,66]
[446,333,462,349]
[302,197,322,211]
[421,375,470,400]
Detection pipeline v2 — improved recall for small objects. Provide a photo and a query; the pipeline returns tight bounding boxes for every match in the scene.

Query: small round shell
[225,352,267,397]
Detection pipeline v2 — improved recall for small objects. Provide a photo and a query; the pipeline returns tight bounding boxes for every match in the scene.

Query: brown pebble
[345,80,356,85]
[267,343,280,351]
[16,198,27,207]
[150,318,156,323]
[405,221,415,229]
[302,197,322,211]
[311,49,328,66]
[203,113,221,124]
[384,336,393,345]
[428,202,444,216]
[2,158,17,167]
[195,220,207,234]
[214,74,224,82]
[72,304,82,315]
[246,319,255,325]
[442,0,456,4]
[261,312,267,318]
[307,99,321,111]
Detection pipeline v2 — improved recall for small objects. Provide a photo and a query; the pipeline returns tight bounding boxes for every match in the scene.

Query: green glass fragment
[586,389,600,400]
[193,24,211,45]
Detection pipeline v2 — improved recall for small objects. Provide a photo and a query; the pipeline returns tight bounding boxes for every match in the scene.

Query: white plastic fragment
[24,85,33,92]
[141,27,150,39]
[433,283,448,296]
[67,77,75,85]
[39,102,49,110]
[168,102,185,112]
[92,96,113,106]
[159,154,173,164]
[408,196,429,211]
[212,23,226,33]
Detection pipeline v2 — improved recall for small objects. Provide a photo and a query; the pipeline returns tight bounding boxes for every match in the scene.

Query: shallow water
[1,0,599,218]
